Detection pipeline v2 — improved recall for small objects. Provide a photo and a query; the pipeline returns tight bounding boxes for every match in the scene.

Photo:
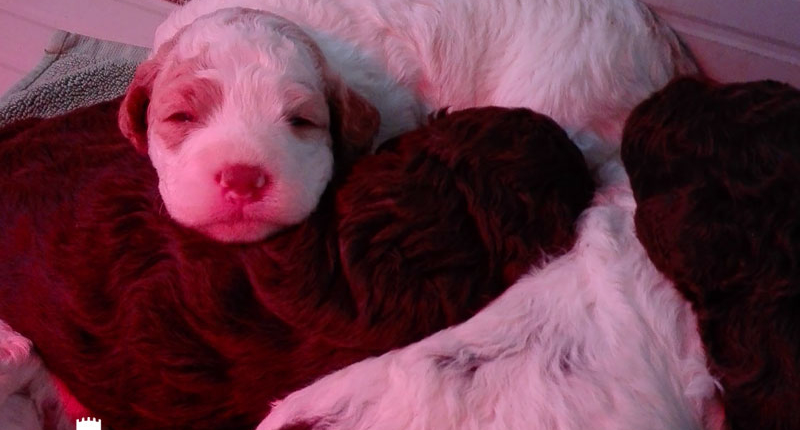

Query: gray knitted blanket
[0,31,149,127]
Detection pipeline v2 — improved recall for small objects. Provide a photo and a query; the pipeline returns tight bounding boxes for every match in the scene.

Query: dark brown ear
[325,73,380,170]
[118,59,161,154]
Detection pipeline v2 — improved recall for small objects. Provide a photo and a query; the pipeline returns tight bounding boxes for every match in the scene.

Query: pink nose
[217,164,269,201]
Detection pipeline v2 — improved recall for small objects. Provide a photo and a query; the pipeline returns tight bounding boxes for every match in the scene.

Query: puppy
[119,8,396,242]
[124,1,696,241]
[0,102,593,430]
[622,76,800,430]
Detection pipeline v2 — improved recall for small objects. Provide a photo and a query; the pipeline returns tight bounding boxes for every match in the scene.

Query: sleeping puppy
[0,101,593,430]
[119,8,401,242]
[125,0,697,241]
[622,76,800,430]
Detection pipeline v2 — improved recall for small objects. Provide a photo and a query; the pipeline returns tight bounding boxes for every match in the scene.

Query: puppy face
[119,8,379,242]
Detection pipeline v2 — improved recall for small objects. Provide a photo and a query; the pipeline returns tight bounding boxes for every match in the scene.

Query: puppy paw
[0,320,41,407]
[0,321,34,373]
[257,356,393,430]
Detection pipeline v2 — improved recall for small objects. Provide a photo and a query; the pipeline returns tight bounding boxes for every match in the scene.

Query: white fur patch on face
[146,10,335,242]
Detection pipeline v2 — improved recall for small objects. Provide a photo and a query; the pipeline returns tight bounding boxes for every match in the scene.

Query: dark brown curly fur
[0,101,593,430]
[622,76,800,430]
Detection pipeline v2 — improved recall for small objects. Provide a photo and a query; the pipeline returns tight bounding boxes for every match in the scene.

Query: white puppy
[257,162,726,430]
[124,0,695,242]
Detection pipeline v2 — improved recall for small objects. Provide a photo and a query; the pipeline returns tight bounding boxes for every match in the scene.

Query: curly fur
[622,76,800,430]
[0,101,593,430]
[156,0,697,166]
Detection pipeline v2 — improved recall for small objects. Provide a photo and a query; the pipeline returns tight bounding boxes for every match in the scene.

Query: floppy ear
[118,59,161,154]
[325,73,380,170]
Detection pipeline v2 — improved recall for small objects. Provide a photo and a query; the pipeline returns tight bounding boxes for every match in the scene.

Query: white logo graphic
[76,417,102,430]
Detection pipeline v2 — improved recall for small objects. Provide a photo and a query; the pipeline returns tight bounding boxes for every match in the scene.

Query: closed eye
[287,116,316,128]
[165,111,196,123]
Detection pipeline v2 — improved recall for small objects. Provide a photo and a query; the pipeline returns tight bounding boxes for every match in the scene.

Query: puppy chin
[196,219,280,243]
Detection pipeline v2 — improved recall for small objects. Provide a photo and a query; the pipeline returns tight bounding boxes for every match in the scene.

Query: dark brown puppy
[0,102,593,430]
[622,76,800,430]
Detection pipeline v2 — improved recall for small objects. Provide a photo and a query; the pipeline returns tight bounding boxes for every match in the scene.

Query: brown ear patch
[326,74,380,171]
[118,59,161,154]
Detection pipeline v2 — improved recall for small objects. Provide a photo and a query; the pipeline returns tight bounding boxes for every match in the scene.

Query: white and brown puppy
[119,9,418,242]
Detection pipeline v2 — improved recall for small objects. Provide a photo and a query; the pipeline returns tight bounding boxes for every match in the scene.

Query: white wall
[643,0,800,88]
[0,0,173,94]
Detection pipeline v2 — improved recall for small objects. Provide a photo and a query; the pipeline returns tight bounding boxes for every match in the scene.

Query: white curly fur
[156,0,697,167]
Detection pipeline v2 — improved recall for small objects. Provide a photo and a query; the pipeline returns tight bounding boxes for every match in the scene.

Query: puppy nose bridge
[216,164,269,200]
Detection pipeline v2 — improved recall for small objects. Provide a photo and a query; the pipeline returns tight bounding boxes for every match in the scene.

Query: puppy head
[119,8,379,242]
[622,76,800,293]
